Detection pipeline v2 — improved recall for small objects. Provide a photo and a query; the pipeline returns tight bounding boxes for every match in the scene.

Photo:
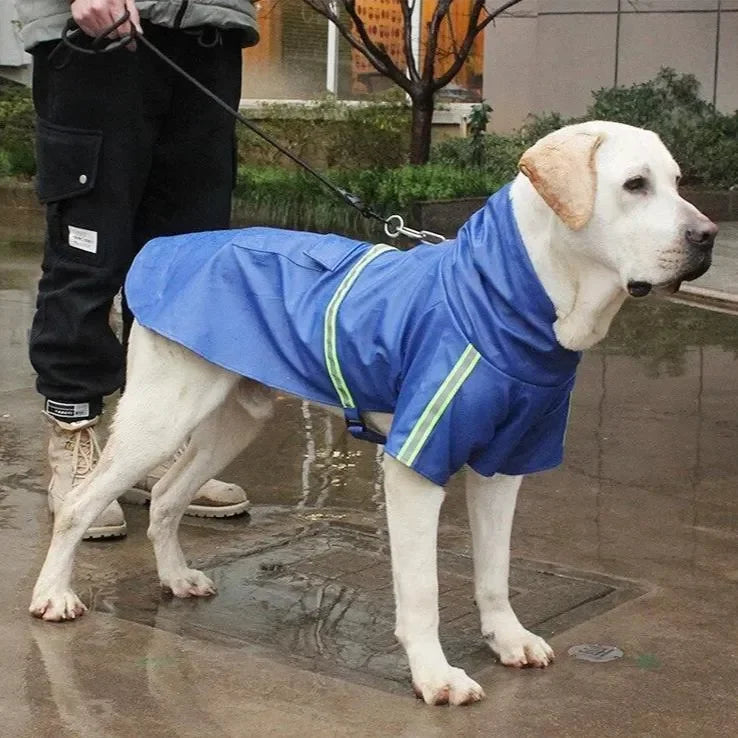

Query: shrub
[234,166,381,236]
[586,68,738,188]
[0,149,11,177]
[372,164,505,208]
[431,132,521,181]
[430,69,738,189]
[233,163,507,236]
[236,95,411,170]
[0,79,35,178]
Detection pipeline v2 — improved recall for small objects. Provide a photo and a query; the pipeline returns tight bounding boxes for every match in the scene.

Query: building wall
[484,0,737,131]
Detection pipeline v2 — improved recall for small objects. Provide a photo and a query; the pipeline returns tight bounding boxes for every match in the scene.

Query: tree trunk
[409,95,435,165]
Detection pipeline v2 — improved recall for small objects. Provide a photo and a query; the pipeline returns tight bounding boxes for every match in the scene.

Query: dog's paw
[29,590,87,621]
[412,666,485,706]
[486,626,554,668]
[160,569,216,598]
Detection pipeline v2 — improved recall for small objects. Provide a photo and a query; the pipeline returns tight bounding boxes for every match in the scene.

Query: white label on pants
[68,225,98,254]
[46,400,91,419]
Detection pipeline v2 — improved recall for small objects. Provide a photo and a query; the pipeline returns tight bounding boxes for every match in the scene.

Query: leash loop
[48,12,134,68]
[384,214,446,244]
[48,12,447,243]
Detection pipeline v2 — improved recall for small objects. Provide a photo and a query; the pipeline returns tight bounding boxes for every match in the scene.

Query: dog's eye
[624,176,647,192]
[675,174,682,186]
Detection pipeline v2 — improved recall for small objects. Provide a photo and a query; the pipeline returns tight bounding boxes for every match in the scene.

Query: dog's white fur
[29,122,716,706]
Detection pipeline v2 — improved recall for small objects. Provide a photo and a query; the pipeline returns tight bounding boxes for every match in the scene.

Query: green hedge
[233,164,507,236]
[236,96,411,170]
[430,69,738,189]
[3,68,737,200]
[0,79,35,178]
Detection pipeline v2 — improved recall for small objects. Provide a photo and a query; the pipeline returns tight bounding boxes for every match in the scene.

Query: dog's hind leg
[29,326,240,621]
[465,469,554,667]
[384,455,485,706]
[147,380,272,598]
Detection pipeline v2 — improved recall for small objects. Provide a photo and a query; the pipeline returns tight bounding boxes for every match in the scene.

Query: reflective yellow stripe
[324,244,394,408]
[396,344,481,466]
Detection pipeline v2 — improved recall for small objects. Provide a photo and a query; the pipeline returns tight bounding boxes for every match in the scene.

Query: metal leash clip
[384,214,446,244]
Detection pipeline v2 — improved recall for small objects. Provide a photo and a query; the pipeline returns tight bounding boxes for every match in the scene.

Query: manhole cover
[101,524,643,692]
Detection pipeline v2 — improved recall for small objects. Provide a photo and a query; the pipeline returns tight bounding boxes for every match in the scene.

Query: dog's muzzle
[627,249,714,298]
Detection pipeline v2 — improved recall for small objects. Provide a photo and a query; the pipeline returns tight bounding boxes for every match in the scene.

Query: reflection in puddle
[299,400,314,507]
[98,525,640,691]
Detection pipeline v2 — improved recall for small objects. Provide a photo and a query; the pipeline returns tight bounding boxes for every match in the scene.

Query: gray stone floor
[0,238,736,737]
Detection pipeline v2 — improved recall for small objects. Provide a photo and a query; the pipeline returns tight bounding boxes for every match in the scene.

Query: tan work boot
[46,415,127,540]
[124,447,250,518]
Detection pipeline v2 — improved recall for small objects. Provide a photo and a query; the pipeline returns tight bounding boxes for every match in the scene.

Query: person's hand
[70,0,143,45]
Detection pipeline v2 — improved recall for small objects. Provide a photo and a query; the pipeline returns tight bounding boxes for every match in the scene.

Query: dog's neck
[510,175,627,351]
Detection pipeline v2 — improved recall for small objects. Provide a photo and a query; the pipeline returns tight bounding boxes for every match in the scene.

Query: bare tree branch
[433,0,524,91]
[293,0,526,161]
[443,8,461,60]
[422,0,453,84]
[300,0,414,91]
[299,0,384,74]
[398,0,420,83]
[477,0,528,37]
[342,0,405,84]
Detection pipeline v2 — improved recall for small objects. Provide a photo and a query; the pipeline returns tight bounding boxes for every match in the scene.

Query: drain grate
[101,524,643,692]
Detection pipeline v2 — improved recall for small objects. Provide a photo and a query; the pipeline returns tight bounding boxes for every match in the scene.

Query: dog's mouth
[627,254,713,298]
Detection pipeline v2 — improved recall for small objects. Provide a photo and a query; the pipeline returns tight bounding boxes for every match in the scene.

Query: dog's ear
[518,130,603,231]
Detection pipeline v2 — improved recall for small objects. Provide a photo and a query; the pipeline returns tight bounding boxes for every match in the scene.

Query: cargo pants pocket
[35,117,103,263]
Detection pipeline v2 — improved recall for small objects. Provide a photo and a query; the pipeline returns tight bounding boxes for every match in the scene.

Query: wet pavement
[680,222,738,302]
[0,238,736,737]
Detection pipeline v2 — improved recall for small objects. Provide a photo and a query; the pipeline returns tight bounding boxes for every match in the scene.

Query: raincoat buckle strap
[344,407,387,445]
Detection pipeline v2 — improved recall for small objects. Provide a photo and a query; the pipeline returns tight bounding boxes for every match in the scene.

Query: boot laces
[66,425,102,484]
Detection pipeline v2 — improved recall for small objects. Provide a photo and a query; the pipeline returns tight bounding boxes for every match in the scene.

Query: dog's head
[518,121,716,296]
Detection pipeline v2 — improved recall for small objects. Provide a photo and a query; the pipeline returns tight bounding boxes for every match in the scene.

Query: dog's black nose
[686,221,718,250]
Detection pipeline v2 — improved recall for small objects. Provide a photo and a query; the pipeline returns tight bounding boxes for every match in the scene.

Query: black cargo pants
[29,23,242,421]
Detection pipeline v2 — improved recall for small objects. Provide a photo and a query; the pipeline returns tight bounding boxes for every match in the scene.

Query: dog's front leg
[465,469,554,667]
[384,455,485,705]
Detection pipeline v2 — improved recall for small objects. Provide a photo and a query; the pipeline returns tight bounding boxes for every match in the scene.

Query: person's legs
[29,41,158,410]
[122,27,250,517]
[133,28,242,244]
[29,35,166,536]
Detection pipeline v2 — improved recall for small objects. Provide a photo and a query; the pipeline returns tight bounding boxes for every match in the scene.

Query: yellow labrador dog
[30,122,716,706]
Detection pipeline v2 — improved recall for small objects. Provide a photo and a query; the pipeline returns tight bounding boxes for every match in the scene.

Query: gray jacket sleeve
[14,0,258,50]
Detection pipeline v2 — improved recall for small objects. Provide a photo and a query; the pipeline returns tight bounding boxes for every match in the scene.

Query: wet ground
[0,238,736,736]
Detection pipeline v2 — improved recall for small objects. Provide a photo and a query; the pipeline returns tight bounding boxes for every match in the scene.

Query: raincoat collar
[440,184,580,386]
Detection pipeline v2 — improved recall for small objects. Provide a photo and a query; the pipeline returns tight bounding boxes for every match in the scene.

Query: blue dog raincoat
[126,184,580,486]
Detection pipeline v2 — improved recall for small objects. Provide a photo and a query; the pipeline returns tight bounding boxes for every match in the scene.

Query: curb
[673,284,738,314]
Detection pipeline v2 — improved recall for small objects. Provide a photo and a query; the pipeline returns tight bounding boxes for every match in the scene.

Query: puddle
[97,523,643,692]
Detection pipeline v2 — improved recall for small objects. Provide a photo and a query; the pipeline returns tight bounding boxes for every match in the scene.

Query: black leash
[48,12,445,243]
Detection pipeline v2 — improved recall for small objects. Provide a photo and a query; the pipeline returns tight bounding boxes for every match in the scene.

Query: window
[241,0,483,102]
[242,0,328,99]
